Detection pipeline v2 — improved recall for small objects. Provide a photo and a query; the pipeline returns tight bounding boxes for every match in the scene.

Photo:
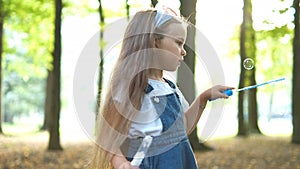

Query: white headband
[154,4,180,27]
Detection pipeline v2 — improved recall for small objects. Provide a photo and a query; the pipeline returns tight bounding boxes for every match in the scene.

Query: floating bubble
[243,58,254,70]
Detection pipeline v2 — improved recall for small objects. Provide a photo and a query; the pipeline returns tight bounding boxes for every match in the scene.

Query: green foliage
[1,0,54,122]
[3,0,54,72]
[3,70,45,123]
[226,25,240,59]
[254,0,294,92]
[256,25,293,84]
[103,7,128,18]
[227,0,293,92]
[62,0,127,18]
[1,0,124,123]
[63,0,98,17]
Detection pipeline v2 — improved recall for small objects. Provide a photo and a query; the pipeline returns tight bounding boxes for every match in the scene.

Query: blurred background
[0,0,299,168]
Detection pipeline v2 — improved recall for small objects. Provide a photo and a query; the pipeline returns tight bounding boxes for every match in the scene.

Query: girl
[90,9,233,169]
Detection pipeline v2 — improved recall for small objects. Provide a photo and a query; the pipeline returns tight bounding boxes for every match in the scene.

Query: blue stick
[235,77,285,92]
[209,77,285,101]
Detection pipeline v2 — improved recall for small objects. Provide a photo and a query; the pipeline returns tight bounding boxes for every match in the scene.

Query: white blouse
[128,79,189,139]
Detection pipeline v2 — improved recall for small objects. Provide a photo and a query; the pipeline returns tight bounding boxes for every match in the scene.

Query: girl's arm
[184,85,234,134]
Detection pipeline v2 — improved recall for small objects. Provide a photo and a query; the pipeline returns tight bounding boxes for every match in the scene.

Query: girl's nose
[181,47,187,57]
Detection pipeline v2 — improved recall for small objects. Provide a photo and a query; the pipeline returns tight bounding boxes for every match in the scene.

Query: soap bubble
[243,58,254,70]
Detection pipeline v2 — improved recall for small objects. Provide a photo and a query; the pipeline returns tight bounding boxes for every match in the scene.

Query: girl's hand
[112,154,139,169]
[116,162,139,169]
[202,85,235,101]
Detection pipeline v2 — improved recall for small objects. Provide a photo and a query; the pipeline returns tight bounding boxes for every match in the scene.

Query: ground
[0,133,300,169]
[196,135,300,169]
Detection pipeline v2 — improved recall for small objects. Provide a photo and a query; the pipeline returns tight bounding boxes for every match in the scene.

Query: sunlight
[252,0,294,30]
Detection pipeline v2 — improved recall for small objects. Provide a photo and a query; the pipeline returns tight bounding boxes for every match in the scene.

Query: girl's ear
[154,38,161,48]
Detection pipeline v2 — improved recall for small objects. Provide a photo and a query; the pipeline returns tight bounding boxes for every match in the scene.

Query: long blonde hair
[90,9,186,169]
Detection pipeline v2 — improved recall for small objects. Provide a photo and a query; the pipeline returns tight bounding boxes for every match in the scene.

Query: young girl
[91,9,233,169]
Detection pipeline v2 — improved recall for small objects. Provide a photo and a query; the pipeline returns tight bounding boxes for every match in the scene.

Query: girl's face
[154,22,187,71]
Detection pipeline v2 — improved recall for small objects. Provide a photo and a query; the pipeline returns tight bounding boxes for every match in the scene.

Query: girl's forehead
[162,23,187,40]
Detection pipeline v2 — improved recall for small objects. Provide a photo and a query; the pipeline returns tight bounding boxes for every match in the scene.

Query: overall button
[153,96,160,103]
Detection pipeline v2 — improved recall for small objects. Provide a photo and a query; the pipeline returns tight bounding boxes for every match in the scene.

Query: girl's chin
[160,64,180,72]
[164,67,179,72]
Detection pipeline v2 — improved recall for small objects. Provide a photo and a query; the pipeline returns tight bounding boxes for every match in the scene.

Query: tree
[0,0,54,134]
[151,0,158,7]
[256,25,293,119]
[178,0,212,151]
[292,0,300,144]
[238,0,260,136]
[126,0,130,19]
[96,0,105,113]
[41,74,51,130]
[48,0,63,150]
[246,0,260,135]
[238,0,249,136]
[0,0,4,134]
[178,0,197,149]
[0,0,53,131]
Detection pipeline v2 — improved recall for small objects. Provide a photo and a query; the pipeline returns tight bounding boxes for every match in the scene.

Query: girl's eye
[176,40,183,46]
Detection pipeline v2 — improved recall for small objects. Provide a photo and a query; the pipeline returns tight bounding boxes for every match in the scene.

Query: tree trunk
[238,0,248,136]
[179,0,196,146]
[237,68,247,135]
[292,0,300,144]
[178,0,196,105]
[151,0,158,7]
[96,0,105,114]
[48,0,62,150]
[125,0,130,20]
[179,0,212,151]
[41,72,51,131]
[0,1,3,134]
[248,70,261,133]
[238,0,260,136]
[245,0,260,134]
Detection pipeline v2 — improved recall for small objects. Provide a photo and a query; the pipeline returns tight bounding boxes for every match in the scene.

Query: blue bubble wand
[209,77,285,101]
[130,136,153,167]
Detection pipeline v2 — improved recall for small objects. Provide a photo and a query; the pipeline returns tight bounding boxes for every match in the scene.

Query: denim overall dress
[122,79,198,169]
